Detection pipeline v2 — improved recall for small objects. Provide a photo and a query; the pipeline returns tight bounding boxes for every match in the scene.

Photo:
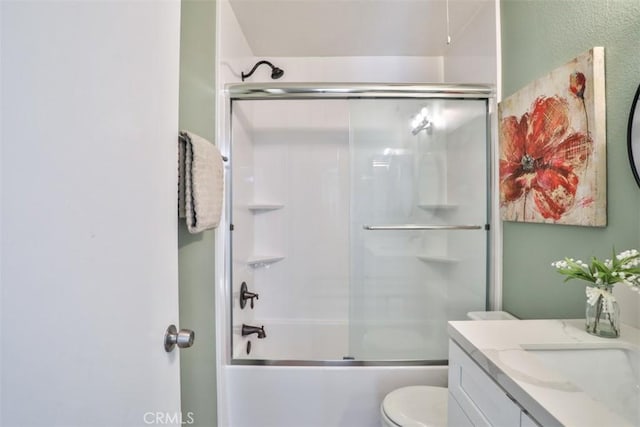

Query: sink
[527,346,640,425]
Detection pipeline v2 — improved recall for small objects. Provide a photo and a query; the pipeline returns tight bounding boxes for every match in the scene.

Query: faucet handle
[240,282,259,309]
[256,325,266,338]
[249,293,258,309]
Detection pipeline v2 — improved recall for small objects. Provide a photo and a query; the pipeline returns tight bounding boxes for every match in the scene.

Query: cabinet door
[448,392,475,427]
[448,340,522,426]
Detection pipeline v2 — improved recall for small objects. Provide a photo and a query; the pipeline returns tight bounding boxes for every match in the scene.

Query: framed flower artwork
[498,47,606,226]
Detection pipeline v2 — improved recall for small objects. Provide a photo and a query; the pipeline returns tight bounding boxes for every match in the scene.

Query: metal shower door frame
[222,83,498,366]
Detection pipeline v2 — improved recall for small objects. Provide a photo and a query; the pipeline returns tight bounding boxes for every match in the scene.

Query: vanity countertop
[448,319,640,427]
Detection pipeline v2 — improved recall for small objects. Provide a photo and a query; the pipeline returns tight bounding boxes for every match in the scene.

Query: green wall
[501,0,640,318]
[178,0,217,425]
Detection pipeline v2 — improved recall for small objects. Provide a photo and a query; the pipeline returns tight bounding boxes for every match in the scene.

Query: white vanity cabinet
[448,340,539,427]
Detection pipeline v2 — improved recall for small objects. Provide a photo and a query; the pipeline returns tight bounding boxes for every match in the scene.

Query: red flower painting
[498,48,606,227]
[499,95,593,221]
[570,72,586,99]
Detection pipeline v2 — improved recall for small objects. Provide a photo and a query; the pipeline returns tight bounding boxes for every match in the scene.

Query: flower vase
[585,287,620,338]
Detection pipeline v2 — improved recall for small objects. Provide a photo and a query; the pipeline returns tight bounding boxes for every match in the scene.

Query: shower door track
[230,358,448,367]
[227,82,494,100]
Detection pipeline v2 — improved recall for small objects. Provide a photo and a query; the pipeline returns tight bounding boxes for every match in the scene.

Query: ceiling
[229,0,493,57]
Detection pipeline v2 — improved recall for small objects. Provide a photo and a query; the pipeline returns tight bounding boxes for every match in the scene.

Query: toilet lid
[382,386,448,427]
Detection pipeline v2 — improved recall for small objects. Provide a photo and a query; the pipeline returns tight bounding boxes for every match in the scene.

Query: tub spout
[241,324,266,339]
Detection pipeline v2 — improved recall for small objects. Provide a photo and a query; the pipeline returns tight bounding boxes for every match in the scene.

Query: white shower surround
[229,99,351,361]
[233,321,349,360]
[215,1,501,426]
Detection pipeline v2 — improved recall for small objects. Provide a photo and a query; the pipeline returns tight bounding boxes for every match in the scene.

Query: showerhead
[270,66,284,80]
[241,60,285,81]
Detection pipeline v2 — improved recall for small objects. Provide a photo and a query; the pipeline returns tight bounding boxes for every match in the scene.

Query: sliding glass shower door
[348,99,489,361]
[228,86,492,364]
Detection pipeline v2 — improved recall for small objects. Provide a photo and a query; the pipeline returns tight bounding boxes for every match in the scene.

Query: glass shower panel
[230,99,352,361]
[348,99,489,361]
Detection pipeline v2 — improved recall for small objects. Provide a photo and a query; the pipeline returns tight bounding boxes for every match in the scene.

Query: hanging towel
[178,131,224,233]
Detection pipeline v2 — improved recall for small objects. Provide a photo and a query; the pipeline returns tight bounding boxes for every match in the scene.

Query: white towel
[178,131,224,233]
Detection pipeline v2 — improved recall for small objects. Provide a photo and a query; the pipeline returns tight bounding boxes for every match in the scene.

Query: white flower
[552,260,569,269]
[553,249,640,292]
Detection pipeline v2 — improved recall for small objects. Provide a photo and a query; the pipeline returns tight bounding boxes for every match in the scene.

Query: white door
[1,1,183,426]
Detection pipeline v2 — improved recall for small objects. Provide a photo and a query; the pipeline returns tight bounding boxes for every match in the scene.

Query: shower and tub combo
[215,83,498,426]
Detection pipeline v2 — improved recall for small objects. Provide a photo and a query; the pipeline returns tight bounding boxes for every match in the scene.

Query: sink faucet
[241,324,266,339]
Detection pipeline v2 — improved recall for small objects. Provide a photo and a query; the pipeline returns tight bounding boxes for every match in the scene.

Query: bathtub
[225,320,449,427]
[225,364,447,427]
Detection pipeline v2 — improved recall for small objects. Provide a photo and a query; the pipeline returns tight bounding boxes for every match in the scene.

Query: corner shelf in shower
[247,255,285,268]
[416,255,459,264]
[248,203,284,212]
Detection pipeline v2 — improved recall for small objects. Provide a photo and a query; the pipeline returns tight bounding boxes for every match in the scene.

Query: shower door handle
[363,224,484,231]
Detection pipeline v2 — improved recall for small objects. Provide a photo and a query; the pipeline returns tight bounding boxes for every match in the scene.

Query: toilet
[380,385,448,427]
[379,311,517,427]
[466,310,517,321]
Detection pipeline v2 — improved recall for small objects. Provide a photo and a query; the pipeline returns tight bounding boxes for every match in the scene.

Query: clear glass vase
[585,289,620,338]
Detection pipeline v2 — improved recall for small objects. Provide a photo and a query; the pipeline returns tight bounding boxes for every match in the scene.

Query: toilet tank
[466,311,518,321]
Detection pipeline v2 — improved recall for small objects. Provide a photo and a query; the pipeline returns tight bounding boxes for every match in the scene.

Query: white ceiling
[229,0,492,57]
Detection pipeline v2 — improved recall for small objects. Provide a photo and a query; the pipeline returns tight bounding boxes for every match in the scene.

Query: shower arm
[241,60,284,81]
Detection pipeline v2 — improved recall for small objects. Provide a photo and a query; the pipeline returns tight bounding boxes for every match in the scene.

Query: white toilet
[380,385,448,427]
[379,311,517,427]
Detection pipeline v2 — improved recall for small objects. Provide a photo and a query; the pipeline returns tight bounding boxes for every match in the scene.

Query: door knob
[164,324,195,352]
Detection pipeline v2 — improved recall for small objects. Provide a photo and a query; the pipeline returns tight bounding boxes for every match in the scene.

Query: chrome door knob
[164,324,195,352]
